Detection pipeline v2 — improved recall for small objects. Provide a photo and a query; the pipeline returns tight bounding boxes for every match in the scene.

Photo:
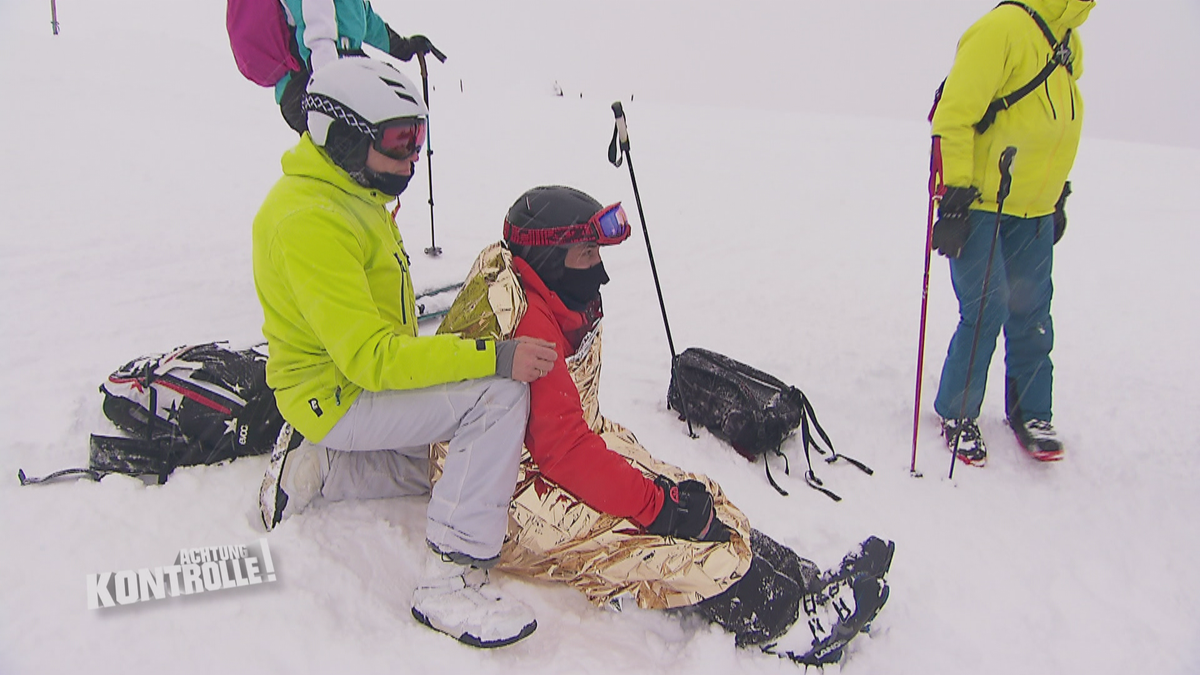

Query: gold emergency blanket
[432,243,753,610]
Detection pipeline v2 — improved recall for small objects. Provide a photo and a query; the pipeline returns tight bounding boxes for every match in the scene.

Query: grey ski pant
[318,377,528,561]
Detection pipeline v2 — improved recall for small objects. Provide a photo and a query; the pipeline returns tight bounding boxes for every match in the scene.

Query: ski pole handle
[611,102,630,151]
[997,146,1017,203]
[417,52,429,84]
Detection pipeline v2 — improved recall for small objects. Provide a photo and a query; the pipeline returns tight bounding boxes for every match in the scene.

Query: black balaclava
[324,120,413,197]
[555,263,609,311]
[362,168,413,197]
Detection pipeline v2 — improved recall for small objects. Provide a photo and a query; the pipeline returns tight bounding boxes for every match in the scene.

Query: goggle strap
[303,93,376,139]
[504,221,596,247]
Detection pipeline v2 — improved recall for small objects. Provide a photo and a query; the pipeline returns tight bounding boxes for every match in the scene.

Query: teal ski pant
[934,210,1055,423]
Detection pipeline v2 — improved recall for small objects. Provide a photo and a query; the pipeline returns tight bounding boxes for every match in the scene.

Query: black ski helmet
[504,186,605,285]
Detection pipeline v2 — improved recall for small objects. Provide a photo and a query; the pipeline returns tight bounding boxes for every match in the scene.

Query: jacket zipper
[1044,76,1058,121]
[394,252,408,324]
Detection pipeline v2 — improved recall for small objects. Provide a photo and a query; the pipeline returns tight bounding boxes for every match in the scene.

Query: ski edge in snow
[416,281,464,322]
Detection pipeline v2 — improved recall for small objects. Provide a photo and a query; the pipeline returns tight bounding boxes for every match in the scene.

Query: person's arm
[274,210,495,391]
[515,306,663,526]
[297,0,340,71]
[931,18,1012,188]
[362,2,391,53]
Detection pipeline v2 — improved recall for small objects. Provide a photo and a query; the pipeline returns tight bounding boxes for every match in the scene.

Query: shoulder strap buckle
[1054,36,1073,68]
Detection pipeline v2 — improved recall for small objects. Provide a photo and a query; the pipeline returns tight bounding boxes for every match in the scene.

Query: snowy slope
[1,1,1198,674]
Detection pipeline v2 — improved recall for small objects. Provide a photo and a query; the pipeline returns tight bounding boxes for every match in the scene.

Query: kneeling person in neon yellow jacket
[250,57,556,649]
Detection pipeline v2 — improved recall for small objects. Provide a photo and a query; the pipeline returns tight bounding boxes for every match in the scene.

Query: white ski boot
[411,548,537,648]
[259,424,326,530]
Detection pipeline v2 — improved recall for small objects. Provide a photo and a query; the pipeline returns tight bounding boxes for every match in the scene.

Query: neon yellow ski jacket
[932,0,1093,216]
[252,135,496,441]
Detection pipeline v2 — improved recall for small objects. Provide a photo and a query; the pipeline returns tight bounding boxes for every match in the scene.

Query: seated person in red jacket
[436,185,894,667]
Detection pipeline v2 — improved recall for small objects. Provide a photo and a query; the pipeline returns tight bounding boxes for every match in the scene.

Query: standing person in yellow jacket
[930,0,1094,466]
[251,57,557,649]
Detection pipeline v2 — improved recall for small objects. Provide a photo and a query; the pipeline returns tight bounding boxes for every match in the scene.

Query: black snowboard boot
[940,416,987,466]
[822,535,895,587]
[1005,376,1064,461]
[770,572,890,666]
[750,529,823,592]
[1010,418,1065,461]
[696,553,803,648]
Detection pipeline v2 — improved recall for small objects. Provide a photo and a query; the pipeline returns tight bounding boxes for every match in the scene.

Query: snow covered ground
[2,1,1198,674]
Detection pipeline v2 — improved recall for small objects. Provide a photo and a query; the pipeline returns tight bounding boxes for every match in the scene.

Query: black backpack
[666,348,871,500]
[18,342,286,485]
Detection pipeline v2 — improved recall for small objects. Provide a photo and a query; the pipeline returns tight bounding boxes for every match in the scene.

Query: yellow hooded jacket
[933,0,1094,216]
[251,136,496,442]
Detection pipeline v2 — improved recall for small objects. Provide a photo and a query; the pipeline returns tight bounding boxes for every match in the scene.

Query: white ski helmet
[304,57,427,146]
[302,57,428,187]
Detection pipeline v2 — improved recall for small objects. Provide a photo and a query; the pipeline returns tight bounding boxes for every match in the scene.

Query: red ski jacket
[511,257,664,527]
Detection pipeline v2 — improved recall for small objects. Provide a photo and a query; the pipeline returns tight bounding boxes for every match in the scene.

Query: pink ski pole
[910,136,945,476]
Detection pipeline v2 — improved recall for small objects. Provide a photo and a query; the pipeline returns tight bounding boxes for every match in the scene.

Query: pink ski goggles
[375,119,427,161]
[504,203,632,247]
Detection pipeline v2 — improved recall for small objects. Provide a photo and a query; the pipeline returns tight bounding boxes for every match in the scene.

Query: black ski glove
[386,29,446,63]
[932,186,980,259]
[1053,181,1071,244]
[647,476,732,543]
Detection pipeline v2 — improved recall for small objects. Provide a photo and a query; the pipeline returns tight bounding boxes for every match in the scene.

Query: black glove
[647,476,732,542]
[1053,181,1071,244]
[387,29,445,63]
[931,186,980,259]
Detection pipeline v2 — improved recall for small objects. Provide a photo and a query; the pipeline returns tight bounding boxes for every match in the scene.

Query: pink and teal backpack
[226,0,303,86]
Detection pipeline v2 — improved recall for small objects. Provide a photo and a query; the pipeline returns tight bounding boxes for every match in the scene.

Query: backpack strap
[975,2,1074,133]
[800,395,873,476]
[789,389,874,502]
[144,361,159,440]
[762,449,791,497]
[17,467,106,485]
[998,2,1061,55]
[16,434,195,487]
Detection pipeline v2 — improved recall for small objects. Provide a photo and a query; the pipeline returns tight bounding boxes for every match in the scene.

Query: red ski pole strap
[929,136,946,200]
